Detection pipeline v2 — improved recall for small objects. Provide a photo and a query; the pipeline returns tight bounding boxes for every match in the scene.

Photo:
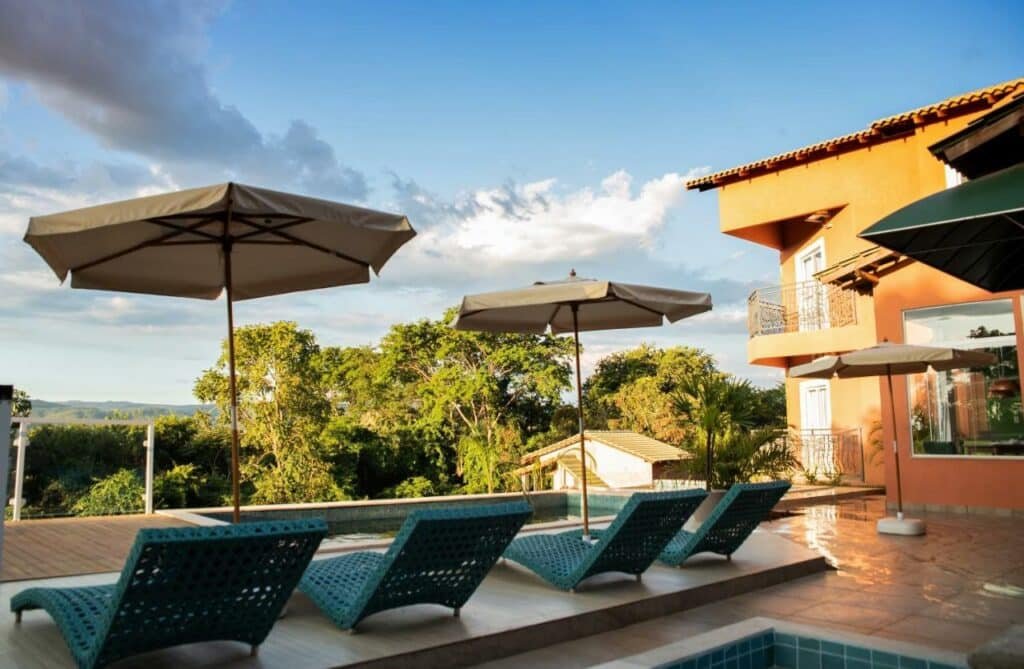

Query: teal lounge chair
[299,501,531,630]
[502,489,707,591]
[659,480,790,566]
[11,519,326,669]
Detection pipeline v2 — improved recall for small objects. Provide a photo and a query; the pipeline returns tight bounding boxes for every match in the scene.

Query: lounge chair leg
[250,644,259,657]
[635,573,642,583]
[726,554,732,562]
[453,607,460,618]
[569,587,576,594]
[347,626,358,635]
[14,611,21,624]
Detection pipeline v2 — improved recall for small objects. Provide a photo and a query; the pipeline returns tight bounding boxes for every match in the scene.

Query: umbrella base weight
[876,515,926,536]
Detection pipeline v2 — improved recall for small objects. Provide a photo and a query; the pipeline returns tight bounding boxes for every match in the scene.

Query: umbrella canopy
[859,163,1024,293]
[789,342,996,522]
[24,183,415,522]
[452,273,713,334]
[788,342,998,379]
[25,182,415,300]
[453,271,712,536]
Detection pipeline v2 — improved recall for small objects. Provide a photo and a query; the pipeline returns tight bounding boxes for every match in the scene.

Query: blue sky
[0,0,1021,403]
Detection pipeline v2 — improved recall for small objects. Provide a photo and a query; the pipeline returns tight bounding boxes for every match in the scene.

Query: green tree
[194,321,341,504]
[377,310,573,493]
[585,345,717,443]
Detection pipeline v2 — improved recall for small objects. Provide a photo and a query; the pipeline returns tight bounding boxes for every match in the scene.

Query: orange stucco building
[690,78,1024,512]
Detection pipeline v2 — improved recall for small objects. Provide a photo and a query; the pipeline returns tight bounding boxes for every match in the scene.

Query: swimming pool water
[198,491,631,542]
[654,630,964,669]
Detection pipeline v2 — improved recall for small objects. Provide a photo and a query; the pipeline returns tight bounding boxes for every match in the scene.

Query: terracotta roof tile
[687,78,1024,191]
[522,430,689,464]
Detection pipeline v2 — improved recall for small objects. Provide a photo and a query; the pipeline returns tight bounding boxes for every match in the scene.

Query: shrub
[383,476,437,499]
[72,469,144,516]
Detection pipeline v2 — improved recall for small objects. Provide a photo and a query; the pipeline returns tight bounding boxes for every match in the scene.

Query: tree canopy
[12,310,791,517]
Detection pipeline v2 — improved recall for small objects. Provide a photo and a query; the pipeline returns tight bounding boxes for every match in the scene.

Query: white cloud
[400,169,692,272]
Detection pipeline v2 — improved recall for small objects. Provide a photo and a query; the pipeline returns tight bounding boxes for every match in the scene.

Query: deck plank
[1,515,188,582]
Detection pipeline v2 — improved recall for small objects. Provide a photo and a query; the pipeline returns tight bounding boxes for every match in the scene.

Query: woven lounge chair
[502,489,707,591]
[11,519,327,669]
[299,501,531,630]
[659,480,790,566]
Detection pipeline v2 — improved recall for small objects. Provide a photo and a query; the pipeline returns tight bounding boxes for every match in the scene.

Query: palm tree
[672,371,753,490]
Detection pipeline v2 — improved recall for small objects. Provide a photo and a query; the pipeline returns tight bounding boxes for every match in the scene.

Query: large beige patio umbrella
[24,182,416,522]
[789,342,995,536]
[452,271,712,537]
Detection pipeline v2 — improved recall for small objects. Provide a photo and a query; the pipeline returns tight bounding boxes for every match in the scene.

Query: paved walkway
[476,495,1024,667]
[0,514,187,581]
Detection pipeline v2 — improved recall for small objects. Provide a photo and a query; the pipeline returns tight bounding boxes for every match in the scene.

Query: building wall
[873,262,1024,510]
[543,438,656,490]
[714,111,997,490]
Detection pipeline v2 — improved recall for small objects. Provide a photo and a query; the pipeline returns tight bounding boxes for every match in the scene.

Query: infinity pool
[196,490,632,542]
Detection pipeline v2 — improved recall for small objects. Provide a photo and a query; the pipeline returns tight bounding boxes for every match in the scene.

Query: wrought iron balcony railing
[787,428,865,481]
[747,280,857,338]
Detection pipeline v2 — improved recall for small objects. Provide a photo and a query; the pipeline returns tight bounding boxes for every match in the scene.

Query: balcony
[747,280,857,338]
[787,428,865,481]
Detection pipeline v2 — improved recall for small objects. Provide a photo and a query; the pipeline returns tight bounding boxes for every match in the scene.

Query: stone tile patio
[476,495,1024,667]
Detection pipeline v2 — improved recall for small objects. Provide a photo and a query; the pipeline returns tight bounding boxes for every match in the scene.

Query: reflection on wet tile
[474,495,1022,667]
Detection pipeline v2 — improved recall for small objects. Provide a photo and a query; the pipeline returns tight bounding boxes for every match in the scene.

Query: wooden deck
[0,531,826,668]
[1,514,188,582]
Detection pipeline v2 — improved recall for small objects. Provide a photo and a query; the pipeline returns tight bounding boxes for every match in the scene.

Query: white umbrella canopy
[453,271,713,537]
[24,182,416,522]
[790,342,996,535]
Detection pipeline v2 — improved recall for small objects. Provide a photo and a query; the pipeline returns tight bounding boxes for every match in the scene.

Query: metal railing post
[144,423,155,514]
[0,385,12,571]
[12,422,28,522]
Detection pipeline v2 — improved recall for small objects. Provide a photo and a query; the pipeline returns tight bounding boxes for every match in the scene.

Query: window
[944,164,964,189]
[795,239,827,331]
[904,300,1023,457]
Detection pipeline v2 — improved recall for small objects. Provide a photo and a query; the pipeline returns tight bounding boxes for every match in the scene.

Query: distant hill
[26,400,214,421]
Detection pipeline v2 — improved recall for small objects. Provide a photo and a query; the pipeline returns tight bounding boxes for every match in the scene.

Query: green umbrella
[859,163,1024,292]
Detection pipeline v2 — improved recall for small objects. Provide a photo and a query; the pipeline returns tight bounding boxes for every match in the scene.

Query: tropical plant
[671,427,797,489]
[672,370,754,490]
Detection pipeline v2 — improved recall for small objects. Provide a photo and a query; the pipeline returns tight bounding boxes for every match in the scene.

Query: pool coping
[589,617,967,669]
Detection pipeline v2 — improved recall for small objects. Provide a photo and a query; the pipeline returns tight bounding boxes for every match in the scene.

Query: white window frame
[795,238,827,331]
[799,379,832,433]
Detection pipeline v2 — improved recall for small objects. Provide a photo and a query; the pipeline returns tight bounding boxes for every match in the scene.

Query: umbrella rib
[232,217,314,241]
[231,215,370,267]
[71,216,224,273]
[984,244,1024,292]
[147,218,222,241]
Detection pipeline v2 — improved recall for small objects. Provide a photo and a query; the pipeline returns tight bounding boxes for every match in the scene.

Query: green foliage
[73,469,144,516]
[17,315,790,516]
[195,321,338,504]
[383,476,437,499]
[372,310,573,493]
[584,345,717,442]
[13,389,31,417]
[153,464,228,508]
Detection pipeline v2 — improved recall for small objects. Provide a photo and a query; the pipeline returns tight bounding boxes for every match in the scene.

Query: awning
[859,162,1024,292]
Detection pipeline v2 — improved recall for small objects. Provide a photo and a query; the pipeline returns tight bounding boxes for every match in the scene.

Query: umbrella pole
[886,367,904,519]
[571,305,590,539]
